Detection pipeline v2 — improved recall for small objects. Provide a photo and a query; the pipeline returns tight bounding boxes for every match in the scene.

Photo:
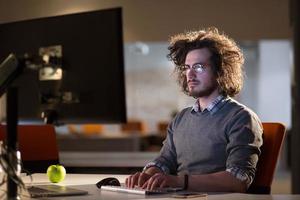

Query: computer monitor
[0,7,127,124]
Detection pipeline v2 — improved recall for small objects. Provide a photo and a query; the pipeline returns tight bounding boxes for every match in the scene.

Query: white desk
[2,173,300,200]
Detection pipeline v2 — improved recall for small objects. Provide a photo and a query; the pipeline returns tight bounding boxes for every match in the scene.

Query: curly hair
[167,27,244,97]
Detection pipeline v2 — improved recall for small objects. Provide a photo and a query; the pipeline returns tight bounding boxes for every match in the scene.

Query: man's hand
[125,166,163,188]
[125,172,152,188]
[142,173,183,191]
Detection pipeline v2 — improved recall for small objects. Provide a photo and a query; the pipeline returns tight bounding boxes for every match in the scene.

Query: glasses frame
[180,63,207,73]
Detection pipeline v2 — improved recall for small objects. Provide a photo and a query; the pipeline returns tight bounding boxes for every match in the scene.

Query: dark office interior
[0,0,300,199]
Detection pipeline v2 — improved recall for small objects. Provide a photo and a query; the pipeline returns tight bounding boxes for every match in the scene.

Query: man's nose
[186,68,196,78]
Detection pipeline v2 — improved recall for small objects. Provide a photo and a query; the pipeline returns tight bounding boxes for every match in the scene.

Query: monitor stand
[0,54,25,200]
[6,87,21,200]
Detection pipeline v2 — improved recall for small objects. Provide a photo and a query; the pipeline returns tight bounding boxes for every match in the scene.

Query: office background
[0,0,294,194]
[0,0,292,131]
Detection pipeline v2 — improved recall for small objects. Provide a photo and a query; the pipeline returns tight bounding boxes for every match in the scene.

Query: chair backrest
[81,124,104,135]
[68,124,104,136]
[121,120,147,134]
[0,125,59,173]
[157,121,169,136]
[247,122,286,194]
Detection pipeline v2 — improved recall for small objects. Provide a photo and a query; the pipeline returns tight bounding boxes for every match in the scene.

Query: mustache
[187,79,200,83]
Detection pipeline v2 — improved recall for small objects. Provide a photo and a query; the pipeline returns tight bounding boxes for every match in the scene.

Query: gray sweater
[149,97,263,186]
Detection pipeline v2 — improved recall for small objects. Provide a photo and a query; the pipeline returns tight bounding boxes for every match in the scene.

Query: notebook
[27,185,88,198]
[101,185,182,195]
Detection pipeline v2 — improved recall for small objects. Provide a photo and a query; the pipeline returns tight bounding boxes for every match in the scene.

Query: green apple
[47,164,66,183]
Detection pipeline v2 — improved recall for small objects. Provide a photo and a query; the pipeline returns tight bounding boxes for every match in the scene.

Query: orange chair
[121,120,147,134]
[67,124,104,136]
[67,124,78,134]
[157,121,169,136]
[81,124,104,135]
[247,122,286,194]
[0,125,59,173]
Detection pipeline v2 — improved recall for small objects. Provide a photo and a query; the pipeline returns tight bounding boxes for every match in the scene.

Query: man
[125,27,263,193]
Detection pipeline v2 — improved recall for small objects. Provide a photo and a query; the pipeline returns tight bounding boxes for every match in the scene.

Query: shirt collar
[191,95,225,114]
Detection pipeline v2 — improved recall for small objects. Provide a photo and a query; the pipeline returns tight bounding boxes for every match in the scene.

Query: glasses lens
[193,64,204,73]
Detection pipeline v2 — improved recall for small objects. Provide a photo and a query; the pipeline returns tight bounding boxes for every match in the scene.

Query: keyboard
[101,185,182,195]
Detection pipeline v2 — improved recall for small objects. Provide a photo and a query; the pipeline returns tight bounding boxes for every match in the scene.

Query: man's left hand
[141,173,183,191]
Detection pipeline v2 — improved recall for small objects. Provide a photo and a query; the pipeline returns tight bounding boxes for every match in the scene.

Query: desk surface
[0,173,299,200]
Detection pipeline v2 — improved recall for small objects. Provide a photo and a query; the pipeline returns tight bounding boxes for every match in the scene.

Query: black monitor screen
[0,8,127,124]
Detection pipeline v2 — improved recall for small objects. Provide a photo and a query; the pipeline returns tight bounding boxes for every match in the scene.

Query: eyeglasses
[180,63,207,73]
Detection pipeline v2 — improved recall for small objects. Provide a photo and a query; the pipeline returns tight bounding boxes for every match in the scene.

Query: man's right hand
[125,166,162,188]
[125,172,152,188]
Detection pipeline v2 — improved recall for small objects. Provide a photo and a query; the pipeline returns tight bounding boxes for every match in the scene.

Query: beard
[188,81,218,98]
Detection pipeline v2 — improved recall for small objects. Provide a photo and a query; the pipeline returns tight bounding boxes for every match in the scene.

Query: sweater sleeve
[144,116,179,175]
[225,108,263,188]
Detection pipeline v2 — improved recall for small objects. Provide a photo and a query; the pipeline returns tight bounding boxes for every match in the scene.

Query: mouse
[96,177,121,188]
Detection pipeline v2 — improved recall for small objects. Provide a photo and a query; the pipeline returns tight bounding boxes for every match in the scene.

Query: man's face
[184,48,218,98]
